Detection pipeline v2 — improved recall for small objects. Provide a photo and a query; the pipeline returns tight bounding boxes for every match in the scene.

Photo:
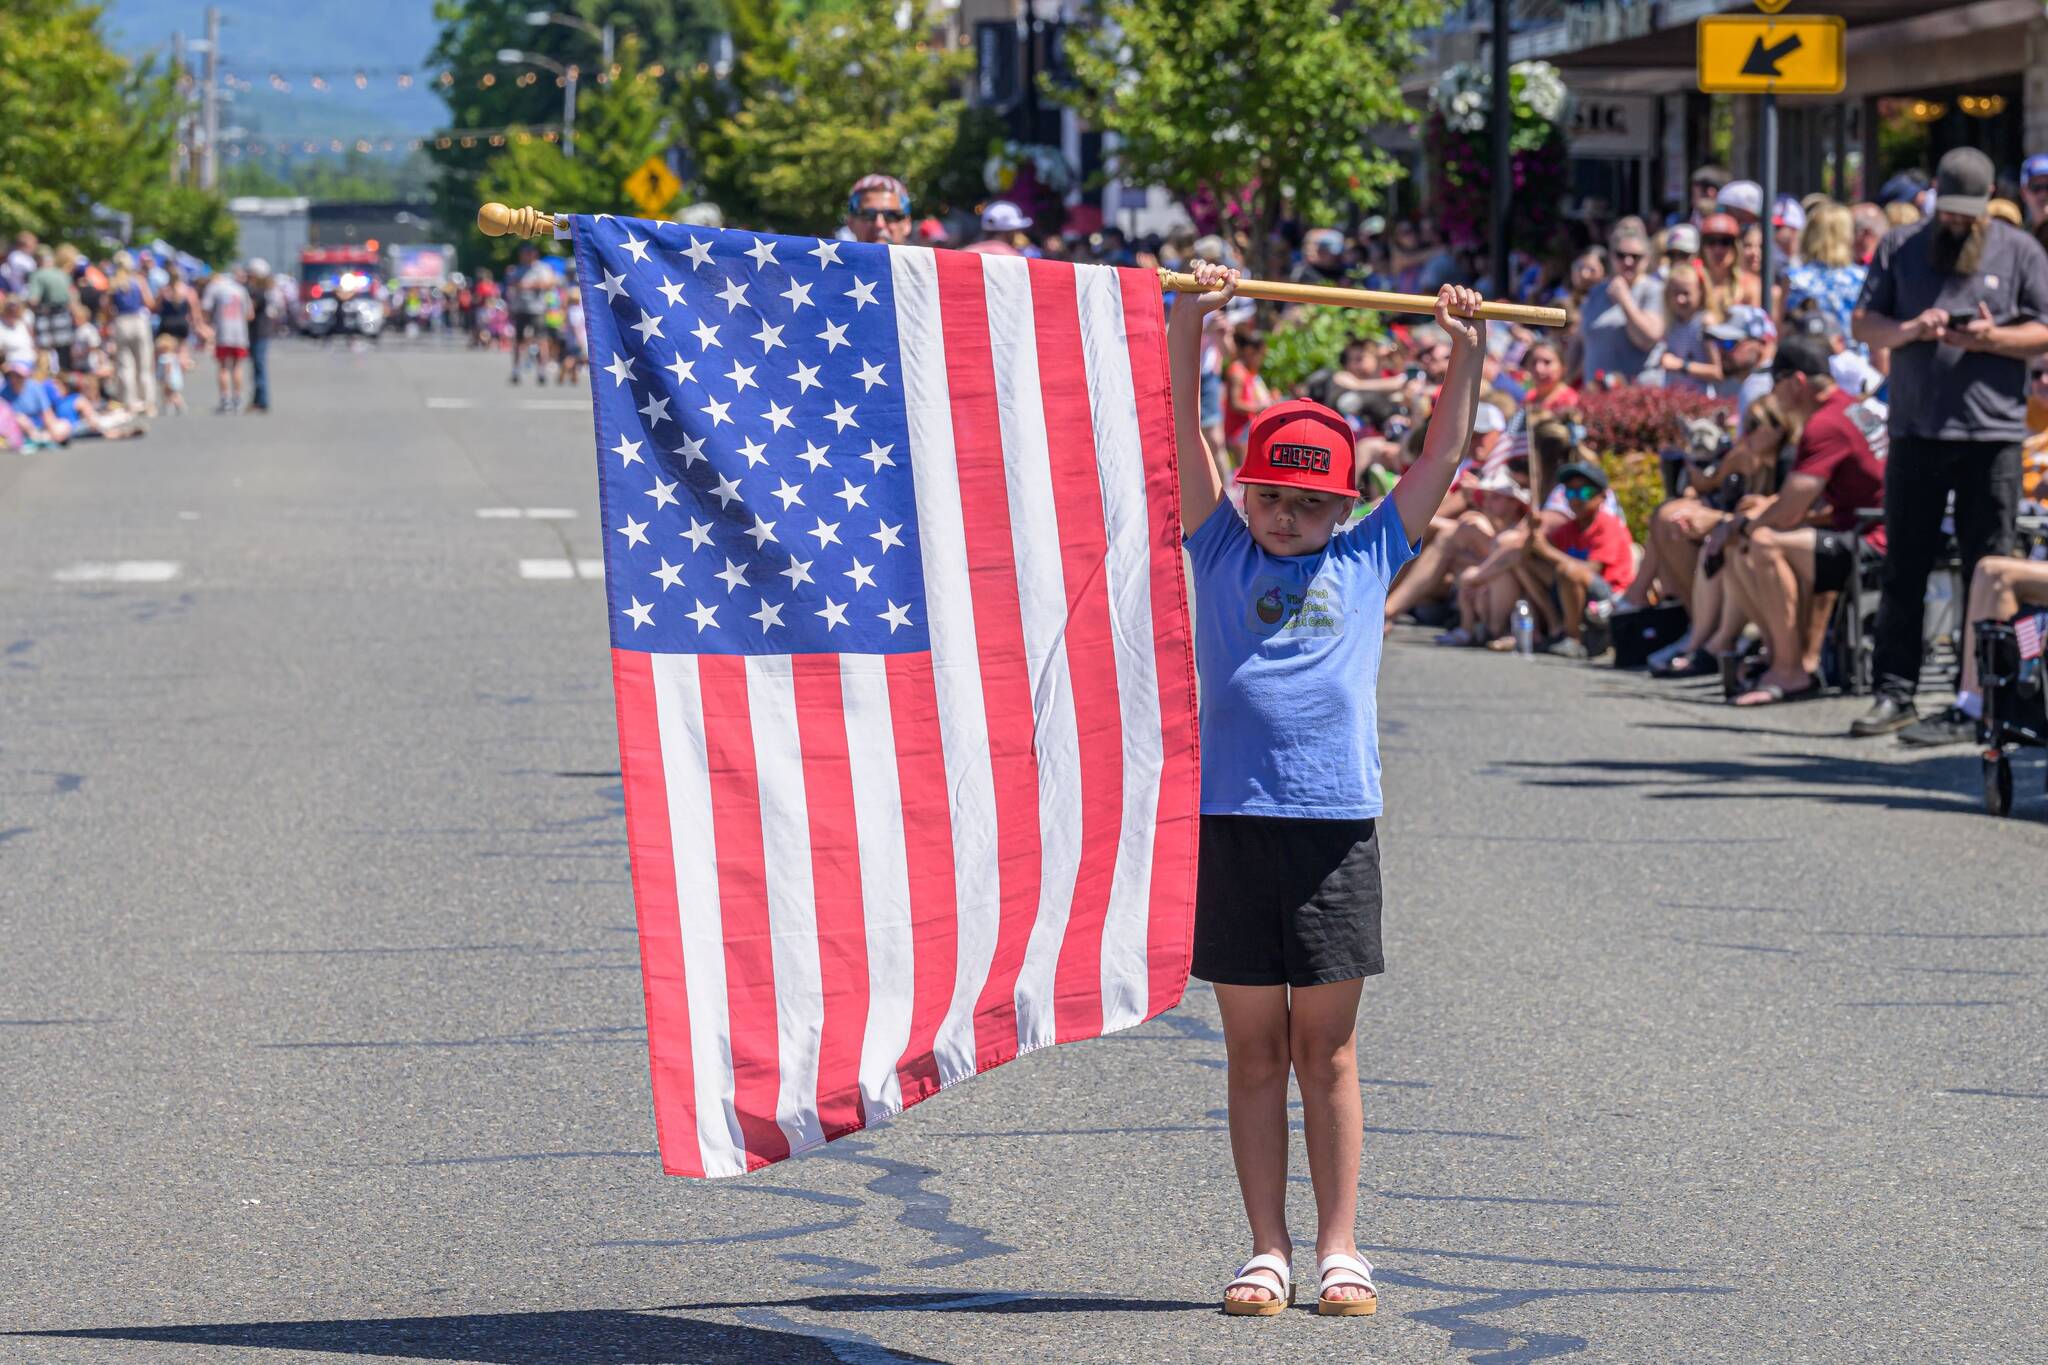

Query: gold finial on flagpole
[477,202,558,239]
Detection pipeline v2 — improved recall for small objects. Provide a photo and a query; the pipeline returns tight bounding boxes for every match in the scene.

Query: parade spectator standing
[2,231,36,295]
[1578,219,1664,387]
[1661,223,1700,280]
[107,252,156,415]
[1715,337,1887,706]
[1521,340,1580,413]
[1851,203,1889,265]
[1657,263,1718,393]
[1706,304,1776,411]
[1689,166,1733,227]
[1292,229,1353,286]
[965,201,1032,257]
[1851,147,2048,737]
[1781,201,1867,344]
[246,260,278,413]
[1698,212,1760,319]
[26,247,75,371]
[1771,197,1806,274]
[1717,179,1765,233]
[201,265,253,413]
[504,243,554,385]
[0,294,37,372]
[2022,154,2048,233]
[845,173,915,246]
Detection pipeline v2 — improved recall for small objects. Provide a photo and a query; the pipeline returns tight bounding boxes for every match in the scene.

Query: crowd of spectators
[0,231,290,450]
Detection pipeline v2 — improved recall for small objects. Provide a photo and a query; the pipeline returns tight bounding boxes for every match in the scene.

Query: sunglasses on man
[1613,250,1644,265]
[855,208,909,223]
[2028,179,2048,195]
[1702,235,1737,249]
[1562,483,1601,502]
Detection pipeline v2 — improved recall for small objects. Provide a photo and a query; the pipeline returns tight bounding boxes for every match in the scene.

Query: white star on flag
[795,440,831,472]
[744,237,779,268]
[771,477,805,509]
[735,435,769,467]
[620,234,651,264]
[611,435,644,467]
[638,392,671,426]
[724,360,758,392]
[700,396,733,426]
[780,554,814,588]
[763,400,794,433]
[622,597,654,628]
[789,360,822,393]
[681,236,715,269]
[715,277,750,312]
[818,319,849,352]
[824,400,859,432]
[595,270,628,304]
[630,309,664,343]
[753,320,785,353]
[617,516,650,547]
[816,598,849,629]
[844,558,876,591]
[673,433,706,467]
[656,276,687,307]
[715,557,751,593]
[808,240,842,267]
[860,440,895,470]
[750,600,785,630]
[665,354,697,386]
[853,358,888,391]
[651,559,685,591]
[878,600,911,632]
[845,278,878,310]
[709,472,742,507]
[682,517,714,551]
[692,319,722,350]
[604,353,635,385]
[834,478,868,510]
[808,517,842,547]
[647,476,679,510]
[745,514,778,548]
[685,599,719,631]
[870,519,903,552]
[780,279,814,311]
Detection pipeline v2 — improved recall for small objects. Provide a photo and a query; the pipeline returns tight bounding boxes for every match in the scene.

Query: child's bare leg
[1289,977,1370,1300]
[1215,983,1293,1303]
[1960,559,2030,695]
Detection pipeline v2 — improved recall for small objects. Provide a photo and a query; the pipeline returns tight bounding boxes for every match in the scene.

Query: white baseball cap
[981,200,1033,233]
[1716,180,1764,219]
[1771,196,1806,232]
[1473,403,1508,435]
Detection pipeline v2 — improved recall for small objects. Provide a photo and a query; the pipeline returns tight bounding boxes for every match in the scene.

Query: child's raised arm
[1392,285,1487,546]
[1167,260,1239,535]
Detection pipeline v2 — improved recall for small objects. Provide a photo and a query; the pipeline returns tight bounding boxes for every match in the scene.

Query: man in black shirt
[1849,148,2048,737]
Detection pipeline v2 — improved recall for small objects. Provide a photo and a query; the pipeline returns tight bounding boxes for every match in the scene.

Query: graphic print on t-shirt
[1247,573,1345,638]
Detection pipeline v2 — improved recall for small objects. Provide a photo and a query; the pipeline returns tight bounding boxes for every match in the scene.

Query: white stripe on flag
[841,654,913,1121]
[648,652,749,1177]
[888,245,998,1083]
[743,656,828,1155]
[1074,264,1165,1034]
[979,255,1085,1054]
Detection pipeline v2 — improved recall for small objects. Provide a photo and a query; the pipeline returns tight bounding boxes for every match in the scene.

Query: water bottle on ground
[1512,599,1537,657]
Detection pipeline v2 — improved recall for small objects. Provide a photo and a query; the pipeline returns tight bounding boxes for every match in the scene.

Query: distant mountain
[102,0,448,136]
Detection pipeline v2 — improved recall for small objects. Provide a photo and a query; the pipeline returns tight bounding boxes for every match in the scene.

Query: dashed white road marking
[517,558,605,581]
[53,561,183,583]
[426,397,477,410]
[476,507,579,520]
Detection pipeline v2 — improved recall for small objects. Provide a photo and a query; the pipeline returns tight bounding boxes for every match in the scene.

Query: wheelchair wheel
[1983,753,2014,818]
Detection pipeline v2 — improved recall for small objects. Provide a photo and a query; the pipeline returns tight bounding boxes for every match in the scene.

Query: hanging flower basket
[1425,61,1572,252]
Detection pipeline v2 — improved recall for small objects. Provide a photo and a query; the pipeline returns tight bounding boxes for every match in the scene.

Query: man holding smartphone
[1850,147,2048,740]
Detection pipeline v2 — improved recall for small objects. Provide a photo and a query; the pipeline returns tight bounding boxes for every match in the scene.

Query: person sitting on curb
[1710,335,1887,706]
[1896,552,2048,746]
[1519,461,1637,658]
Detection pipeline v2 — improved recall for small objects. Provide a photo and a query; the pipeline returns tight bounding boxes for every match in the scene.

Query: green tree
[473,37,679,266]
[1060,0,1441,279]
[136,185,239,264]
[693,0,995,233]
[0,0,229,254]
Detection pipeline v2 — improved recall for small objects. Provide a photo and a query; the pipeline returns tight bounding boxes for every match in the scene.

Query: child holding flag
[1169,259,1485,1316]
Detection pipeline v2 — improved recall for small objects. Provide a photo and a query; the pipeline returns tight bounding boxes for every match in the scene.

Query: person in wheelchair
[1895,555,2048,745]
[1706,336,1887,705]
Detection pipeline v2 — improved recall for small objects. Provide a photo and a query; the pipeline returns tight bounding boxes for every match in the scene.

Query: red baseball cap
[1237,400,1356,496]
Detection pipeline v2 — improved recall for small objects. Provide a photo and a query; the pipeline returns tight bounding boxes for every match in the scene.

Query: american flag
[2017,610,2048,660]
[567,215,1199,1177]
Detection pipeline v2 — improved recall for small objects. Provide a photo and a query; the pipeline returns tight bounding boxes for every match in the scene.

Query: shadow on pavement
[1495,746,1997,816]
[8,1308,950,1364]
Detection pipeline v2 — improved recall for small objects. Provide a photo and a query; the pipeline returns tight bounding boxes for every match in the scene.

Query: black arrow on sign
[1741,32,1802,77]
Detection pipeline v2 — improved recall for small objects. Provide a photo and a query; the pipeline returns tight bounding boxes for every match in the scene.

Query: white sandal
[1316,1252,1378,1316]
[1222,1252,1292,1316]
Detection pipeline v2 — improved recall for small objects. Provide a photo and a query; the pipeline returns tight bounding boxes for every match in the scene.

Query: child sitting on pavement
[1169,258,1484,1318]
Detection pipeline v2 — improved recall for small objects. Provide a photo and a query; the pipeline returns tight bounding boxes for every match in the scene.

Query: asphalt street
[3,339,2044,1363]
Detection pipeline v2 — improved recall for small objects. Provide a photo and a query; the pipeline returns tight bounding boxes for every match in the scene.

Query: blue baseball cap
[2025,154,2048,184]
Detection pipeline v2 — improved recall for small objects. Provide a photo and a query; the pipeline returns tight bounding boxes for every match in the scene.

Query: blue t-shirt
[2,378,53,423]
[1185,496,1418,819]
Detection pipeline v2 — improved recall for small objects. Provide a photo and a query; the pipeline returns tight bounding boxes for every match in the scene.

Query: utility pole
[171,30,188,186]
[200,6,221,191]
[1489,0,1514,298]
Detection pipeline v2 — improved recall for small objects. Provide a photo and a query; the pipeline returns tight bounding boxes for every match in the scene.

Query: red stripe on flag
[885,650,957,1106]
[610,649,704,1178]
[790,653,870,1141]
[1118,267,1200,1019]
[933,249,1047,1070]
[1026,258,1125,1044]
[695,653,790,1169]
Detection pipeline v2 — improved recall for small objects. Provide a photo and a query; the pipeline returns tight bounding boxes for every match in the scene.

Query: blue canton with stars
[571,215,926,655]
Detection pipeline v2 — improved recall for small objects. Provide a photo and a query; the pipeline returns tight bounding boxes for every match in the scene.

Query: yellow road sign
[1697,14,1846,95]
[1752,0,1793,13]
[623,156,681,217]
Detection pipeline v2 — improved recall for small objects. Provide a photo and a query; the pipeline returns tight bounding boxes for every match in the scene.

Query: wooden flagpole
[477,203,1567,328]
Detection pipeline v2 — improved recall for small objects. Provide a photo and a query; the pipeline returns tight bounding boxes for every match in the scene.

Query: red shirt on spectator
[1524,378,1583,413]
[1547,507,1637,593]
[1794,388,1887,553]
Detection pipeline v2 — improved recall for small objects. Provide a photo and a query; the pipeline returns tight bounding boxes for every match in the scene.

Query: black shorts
[1190,815,1383,988]
[1813,530,1857,594]
[512,312,544,342]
